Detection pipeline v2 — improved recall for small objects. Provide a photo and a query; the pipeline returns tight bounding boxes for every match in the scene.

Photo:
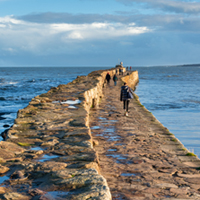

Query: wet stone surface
[90,77,200,199]
[0,68,124,199]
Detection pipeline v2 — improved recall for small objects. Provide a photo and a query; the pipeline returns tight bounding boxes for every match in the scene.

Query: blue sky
[1,0,200,67]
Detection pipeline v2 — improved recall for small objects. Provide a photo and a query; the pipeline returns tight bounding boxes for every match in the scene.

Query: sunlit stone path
[90,77,200,200]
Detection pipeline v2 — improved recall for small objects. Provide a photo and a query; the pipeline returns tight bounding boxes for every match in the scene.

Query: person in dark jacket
[113,74,118,86]
[105,72,111,85]
[120,82,134,116]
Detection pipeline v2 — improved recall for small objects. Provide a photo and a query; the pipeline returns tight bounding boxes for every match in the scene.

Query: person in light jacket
[120,82,134,116]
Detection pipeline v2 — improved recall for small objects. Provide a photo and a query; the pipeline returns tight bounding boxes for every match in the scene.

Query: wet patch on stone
[103,127,115,133]
[0,175,9,185]
[107,135,121,142]
[120,173,137,177]
[30,147,44,151]
[114,143,126,146]
[106,154,127,160]
[99,117,107,121]
[107,148,117,152]
[91,126,101,130]
[42,191,70,199]
[37,154,59,162]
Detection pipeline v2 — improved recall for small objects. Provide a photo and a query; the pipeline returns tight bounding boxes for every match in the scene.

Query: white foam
[61,99,82,105]
[68,106,77,109]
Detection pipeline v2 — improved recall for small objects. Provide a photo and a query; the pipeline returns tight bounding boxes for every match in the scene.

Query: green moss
[186,152,196,157]
[171,138,178,142]
[18,142,34,147]
[71,174,75,177]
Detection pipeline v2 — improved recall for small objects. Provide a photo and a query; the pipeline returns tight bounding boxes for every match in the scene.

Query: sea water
[134,66,200,157]
[0,66,109,135]
[0,66,200,156]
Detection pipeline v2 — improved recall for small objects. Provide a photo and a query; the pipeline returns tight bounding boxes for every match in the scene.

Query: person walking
[120,82,134,116]
[105,72,111,85]
[113,74,118,86]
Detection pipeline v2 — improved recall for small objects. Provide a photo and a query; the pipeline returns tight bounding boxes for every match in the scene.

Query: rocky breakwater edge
[0,68,126,200]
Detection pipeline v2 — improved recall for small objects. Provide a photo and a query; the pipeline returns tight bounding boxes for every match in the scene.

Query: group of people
[126,66,132,71]
[105,72,134,117]
[105,72,118,86]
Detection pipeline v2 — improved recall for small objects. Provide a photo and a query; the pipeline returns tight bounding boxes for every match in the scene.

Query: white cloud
[52,22,150,41]
[117,0,200,14]
[0,16,150,55]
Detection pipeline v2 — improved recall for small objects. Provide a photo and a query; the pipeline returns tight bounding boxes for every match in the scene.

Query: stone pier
[0,67,137,199]
[1,67,200,200]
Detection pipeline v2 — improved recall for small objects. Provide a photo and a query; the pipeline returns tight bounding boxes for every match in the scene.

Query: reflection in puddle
[99,117,107,120]
[31,147,43,151]
[102,120,118,125]
[0,175,9,185]
[104,135,120,142]
[61,99,82,105]
[115,143,125,146]
[107,136,120,142]
[103,128,115,133]
[91,126,101,130]
[107,149,117,152]
[121,173,137,177]
[106,154,126,160]
[109,120,118,123]
[43,191,70,199]
[38,154,59,162]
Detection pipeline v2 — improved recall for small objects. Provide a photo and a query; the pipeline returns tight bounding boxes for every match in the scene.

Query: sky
[1,0,200,67]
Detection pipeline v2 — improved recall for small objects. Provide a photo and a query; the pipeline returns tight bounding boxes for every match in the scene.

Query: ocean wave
[146,103,183,111]
[182,99,200,104]
[0,81,19,86]
[0,95,33,101]
[166,75,179,77]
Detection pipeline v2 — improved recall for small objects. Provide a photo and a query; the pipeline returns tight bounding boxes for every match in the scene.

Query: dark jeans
[123,100,130,112]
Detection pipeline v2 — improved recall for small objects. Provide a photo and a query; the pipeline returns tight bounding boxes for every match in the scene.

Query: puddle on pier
[98,117,118,124]
[0,175,9,185]
[101,120,118,125]
[104,135,120,142]
[103,127,115,133]
[91,126,101,130]
[99,117,107,121]
[106,154,136,164]
[120,173,137,177]
[43,191,70,199]
[30,147,44,151]
[114,143,126,146]
[61,99,82,105]
[37,154,59,162]
[107,148,117,152]
[106,154,127,160]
